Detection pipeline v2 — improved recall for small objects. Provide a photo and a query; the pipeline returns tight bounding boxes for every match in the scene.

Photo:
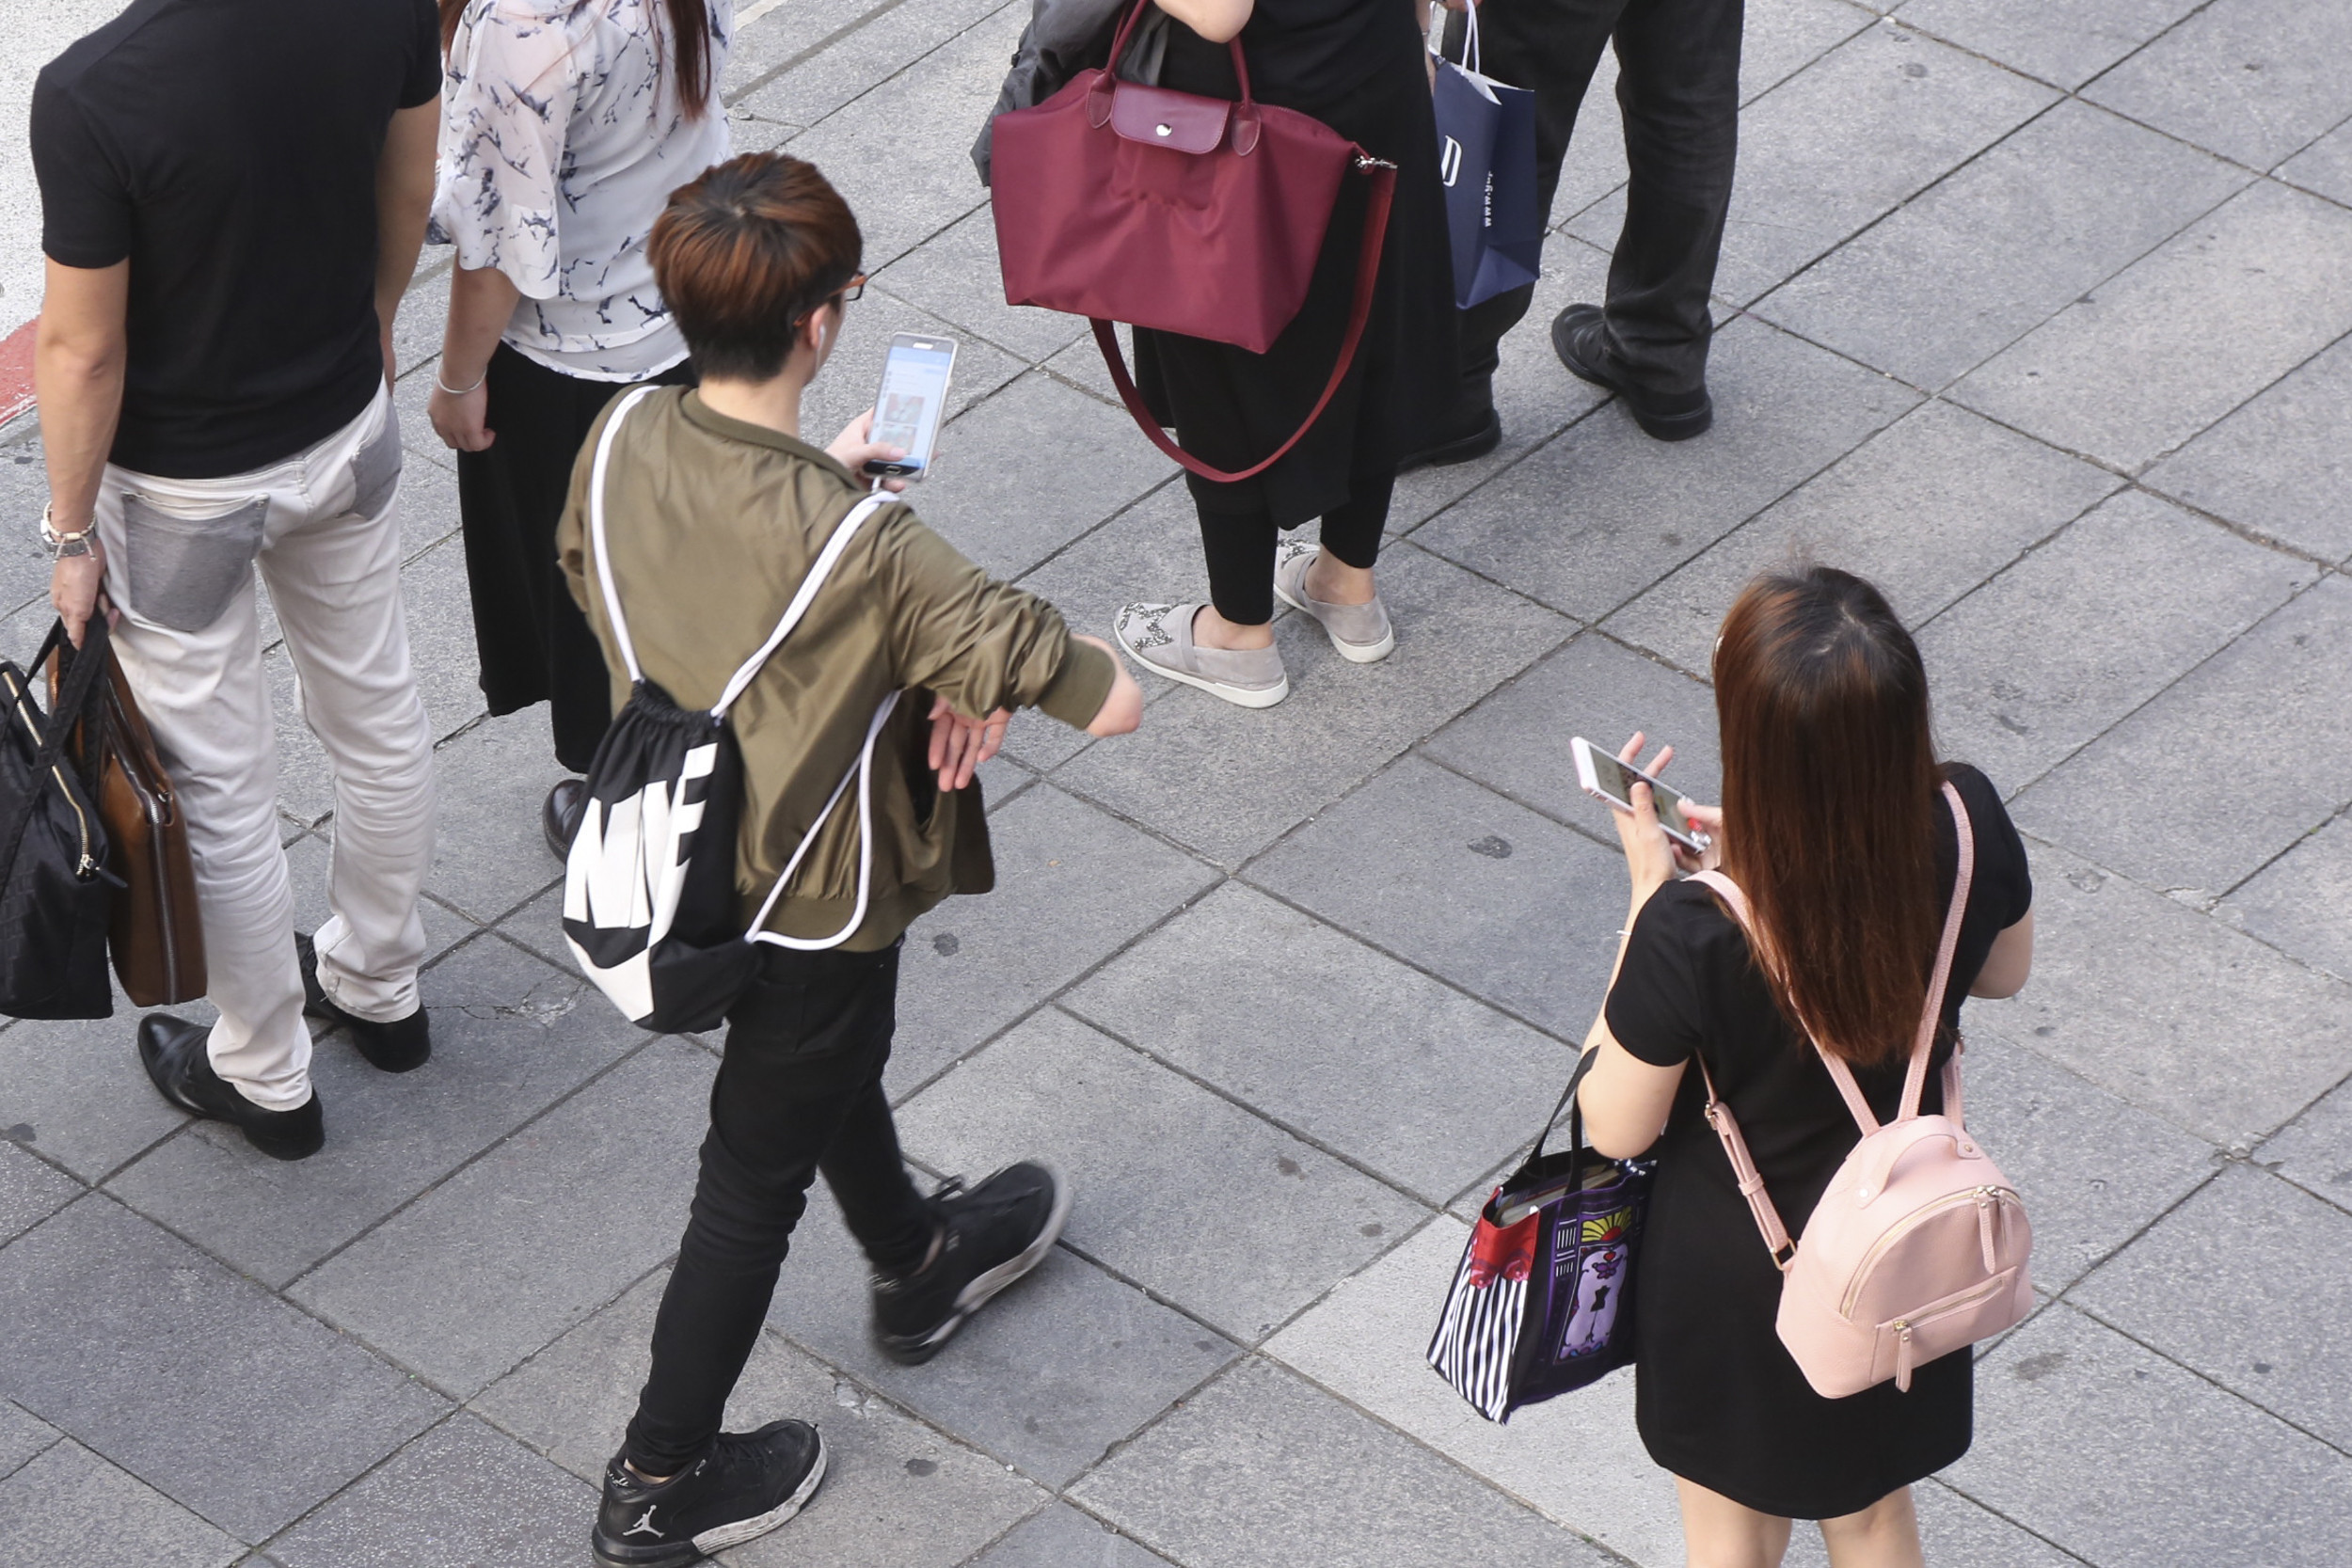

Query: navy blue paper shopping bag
[1431,7,1542,309]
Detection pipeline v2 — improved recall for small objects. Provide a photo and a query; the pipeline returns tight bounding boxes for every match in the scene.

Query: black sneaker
[1550,303,1712,441]
[296,933,431,1073]
[872,1161,1072,1366]
[591,1420,826,1568]
[136,1014,325,1161]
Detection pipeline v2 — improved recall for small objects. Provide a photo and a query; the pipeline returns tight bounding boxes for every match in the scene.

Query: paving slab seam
[1920,1475,2102,1567]
[999,469,1190,589]
[1407,734,1647,863]
[0,1433,62,1489]
[722,0,997,111]
[244,1403,480,1560]
[2128,473,2352,577]
[2214,802,2352,908]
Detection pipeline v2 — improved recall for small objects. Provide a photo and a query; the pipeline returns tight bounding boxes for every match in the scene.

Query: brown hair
[648,152,864,382]
[1713,567,1945,1068]
[441,0,715,119]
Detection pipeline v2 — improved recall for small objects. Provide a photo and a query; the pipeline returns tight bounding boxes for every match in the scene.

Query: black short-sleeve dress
[1602,765,2033,1519]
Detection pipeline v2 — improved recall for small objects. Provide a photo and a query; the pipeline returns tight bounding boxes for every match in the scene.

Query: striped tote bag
[1428,1052,1653,1422]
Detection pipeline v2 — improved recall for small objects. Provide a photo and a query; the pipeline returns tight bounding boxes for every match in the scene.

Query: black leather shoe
[137,1014,324,1162]
[545,778,588,862]
[1550,304,1712,441]
[1397,405,1502,474]
[297,933,431,1073]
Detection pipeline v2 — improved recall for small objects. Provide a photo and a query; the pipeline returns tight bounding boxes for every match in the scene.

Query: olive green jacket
[557,388,1114,949]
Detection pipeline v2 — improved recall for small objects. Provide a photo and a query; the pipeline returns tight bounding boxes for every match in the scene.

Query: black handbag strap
[0,617,112,884]
[1528,1046,1601,1166]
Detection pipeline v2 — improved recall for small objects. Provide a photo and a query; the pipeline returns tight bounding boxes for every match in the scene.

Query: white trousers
[93,385,437,1111]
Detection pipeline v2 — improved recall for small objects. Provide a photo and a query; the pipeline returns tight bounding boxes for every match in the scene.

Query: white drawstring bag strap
[586,386,663,685]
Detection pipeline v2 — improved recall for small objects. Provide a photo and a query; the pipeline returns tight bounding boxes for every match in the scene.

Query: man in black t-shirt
[32,0,445,1162]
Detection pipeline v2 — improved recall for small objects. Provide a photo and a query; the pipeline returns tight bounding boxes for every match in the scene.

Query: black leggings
[1198,472,1393,626]
[624,942,932,1475]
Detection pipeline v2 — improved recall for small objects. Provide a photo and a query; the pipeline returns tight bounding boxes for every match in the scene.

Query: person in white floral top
[425,0,732,852]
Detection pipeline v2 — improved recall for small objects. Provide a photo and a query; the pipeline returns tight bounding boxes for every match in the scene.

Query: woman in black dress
[1110,0,1455,708]
[1577,567,2036,1567]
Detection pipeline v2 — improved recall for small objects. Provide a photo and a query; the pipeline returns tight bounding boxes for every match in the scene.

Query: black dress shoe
[545,778,588,862]
[296,933,431,1073]
[137,1014,324,1162]
[1396,405,1502,474]
[1550,304,1712,441]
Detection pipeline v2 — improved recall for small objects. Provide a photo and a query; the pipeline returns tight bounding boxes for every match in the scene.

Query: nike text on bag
[562,388,898,1035]
[1691,781,2034,1399]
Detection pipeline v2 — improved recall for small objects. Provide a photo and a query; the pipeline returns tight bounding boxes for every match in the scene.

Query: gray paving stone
[1915,488,2312,789]
[1782,1479,2084,1568]
[421,706,573,923]
[800,286,1028,447]
[1899,0,2199,90]
[292,1039,708,1398]
[1546,50,1627,228]
[1951,181,2352,471]
[1985,837,2352,1148]
[1072,1357,1618,1568]
[1950,1304,2352,1568]
[398,537,490,743]
[2084,0,2352,171]
[2013,576,2352,896]
[2277,118,2352,208]
[263,642,339,828]
[914,372,1175,581]
[1415,316,1918,623]
[722,0,884,93]
[0,1400,58,1481]
[1741,0,1875,103]
[1250,754,1657,1039]
[0,1006,192,1182]
[778,3,1023,267]
[889,783,1216,1096]
[0,1441,243,1568]
[1423,630,1724,830]
[270,1415,596,1568]
[104,938,642,1288]
[1052,543,1573,867]
[876,208,1089,365]
[1608,401,2120,675]
[2257,1073,2352,1217]
[2140,329,2352,562]
[736,0,1012,132]
[1570,25,2056,307]
[0,1137,79,1245]
[2074,1163,2352,1449]
[392,445,462,566]
[0,1196,446,1542]
[896,1008,1425,1339]
[1065,883,1580,1204]
[2225,811,2352,984]
[1012,478,1207,674]
[1756,101,2246,390]
[1956,1030,2220,1291]
[969,1505,1178,1568]
[762,1195,1235,1486]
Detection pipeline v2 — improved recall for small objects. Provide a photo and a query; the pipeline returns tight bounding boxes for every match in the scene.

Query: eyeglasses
[836,274,866,305]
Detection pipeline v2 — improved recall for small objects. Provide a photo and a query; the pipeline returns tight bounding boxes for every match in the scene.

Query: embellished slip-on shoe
[1113,601,1290,709]
[1272,541,1395,664]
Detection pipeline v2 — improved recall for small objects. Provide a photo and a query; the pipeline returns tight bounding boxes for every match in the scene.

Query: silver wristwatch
[39,503,94,561]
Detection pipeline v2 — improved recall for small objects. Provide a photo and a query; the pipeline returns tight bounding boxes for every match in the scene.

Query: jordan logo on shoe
[624,1505,662,1538]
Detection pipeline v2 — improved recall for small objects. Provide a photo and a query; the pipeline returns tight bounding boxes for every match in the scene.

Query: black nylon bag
[1,618,118,1020]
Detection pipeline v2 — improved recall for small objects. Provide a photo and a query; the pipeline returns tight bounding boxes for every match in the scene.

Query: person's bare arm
[374,102,438,386]
[1970,911,2033,999]
[1153,0,1253,43]
[429,263,522,451]
[40,259,129,648]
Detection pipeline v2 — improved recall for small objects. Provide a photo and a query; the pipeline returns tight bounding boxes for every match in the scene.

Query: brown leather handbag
[54,641,206,1006]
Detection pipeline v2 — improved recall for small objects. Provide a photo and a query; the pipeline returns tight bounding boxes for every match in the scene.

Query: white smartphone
[864,332,959,480]
[1571,736,1711,855]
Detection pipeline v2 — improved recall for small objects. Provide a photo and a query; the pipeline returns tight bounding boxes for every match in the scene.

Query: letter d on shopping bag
[1432,36,1542,309]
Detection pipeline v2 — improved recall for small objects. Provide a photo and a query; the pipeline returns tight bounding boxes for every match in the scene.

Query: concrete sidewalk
[3,1,2351,1564]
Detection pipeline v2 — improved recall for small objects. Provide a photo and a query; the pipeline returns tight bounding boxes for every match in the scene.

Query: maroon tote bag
[989,0,1397,482]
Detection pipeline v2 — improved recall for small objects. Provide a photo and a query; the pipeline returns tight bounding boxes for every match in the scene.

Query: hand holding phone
[1571,734,1713,856]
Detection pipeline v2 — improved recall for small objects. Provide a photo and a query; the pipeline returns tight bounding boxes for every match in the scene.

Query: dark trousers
[1453,0,1742,400]
[1199,472,1392,626]
[455,345,695,773]
[624,942,932,1475]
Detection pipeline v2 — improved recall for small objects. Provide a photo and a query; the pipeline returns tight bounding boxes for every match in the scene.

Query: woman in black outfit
[1578,568,2036,1568]
[1111,0,1454,709]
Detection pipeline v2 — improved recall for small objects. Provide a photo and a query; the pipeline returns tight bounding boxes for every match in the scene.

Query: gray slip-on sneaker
[1113,601,1290,708]
[1273,542,1394,663]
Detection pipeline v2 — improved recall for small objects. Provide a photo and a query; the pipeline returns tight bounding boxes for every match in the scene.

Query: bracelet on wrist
[39,502,95,561]
[435,369,487,396]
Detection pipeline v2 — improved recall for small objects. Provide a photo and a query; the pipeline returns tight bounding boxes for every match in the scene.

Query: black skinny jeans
[1199,472,1393,626]
[1452,0,1743,399]
[625,942,932,1475]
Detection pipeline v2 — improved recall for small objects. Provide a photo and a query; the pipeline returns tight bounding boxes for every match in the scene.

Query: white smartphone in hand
[1572,735,1711,855]
[864,332,958,480]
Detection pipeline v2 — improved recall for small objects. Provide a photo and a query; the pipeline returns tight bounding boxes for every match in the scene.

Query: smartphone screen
[1574,736,1708,853]
[866,334,957,478]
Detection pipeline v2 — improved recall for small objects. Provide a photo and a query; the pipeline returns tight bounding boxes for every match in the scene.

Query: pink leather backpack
[1690,781,2033,1399]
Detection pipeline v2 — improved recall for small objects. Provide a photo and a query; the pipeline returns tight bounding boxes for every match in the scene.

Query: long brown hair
[1714,567,1944,1068]
[441,0,715,119]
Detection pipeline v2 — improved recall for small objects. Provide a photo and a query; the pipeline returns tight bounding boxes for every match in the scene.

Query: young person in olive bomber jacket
[560,151,1142,1568]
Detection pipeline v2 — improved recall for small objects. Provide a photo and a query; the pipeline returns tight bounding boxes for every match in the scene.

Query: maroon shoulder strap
[1091,161,1397,485]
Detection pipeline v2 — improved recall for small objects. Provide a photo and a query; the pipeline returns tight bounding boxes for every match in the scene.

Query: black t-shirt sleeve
[1606,883,1708,1068]
[1950,764,2033,929]
[30,73,133,269]
[399,0,443,108]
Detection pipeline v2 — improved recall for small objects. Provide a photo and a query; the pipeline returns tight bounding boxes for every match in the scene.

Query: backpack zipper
[1840,1184,2020,1319]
